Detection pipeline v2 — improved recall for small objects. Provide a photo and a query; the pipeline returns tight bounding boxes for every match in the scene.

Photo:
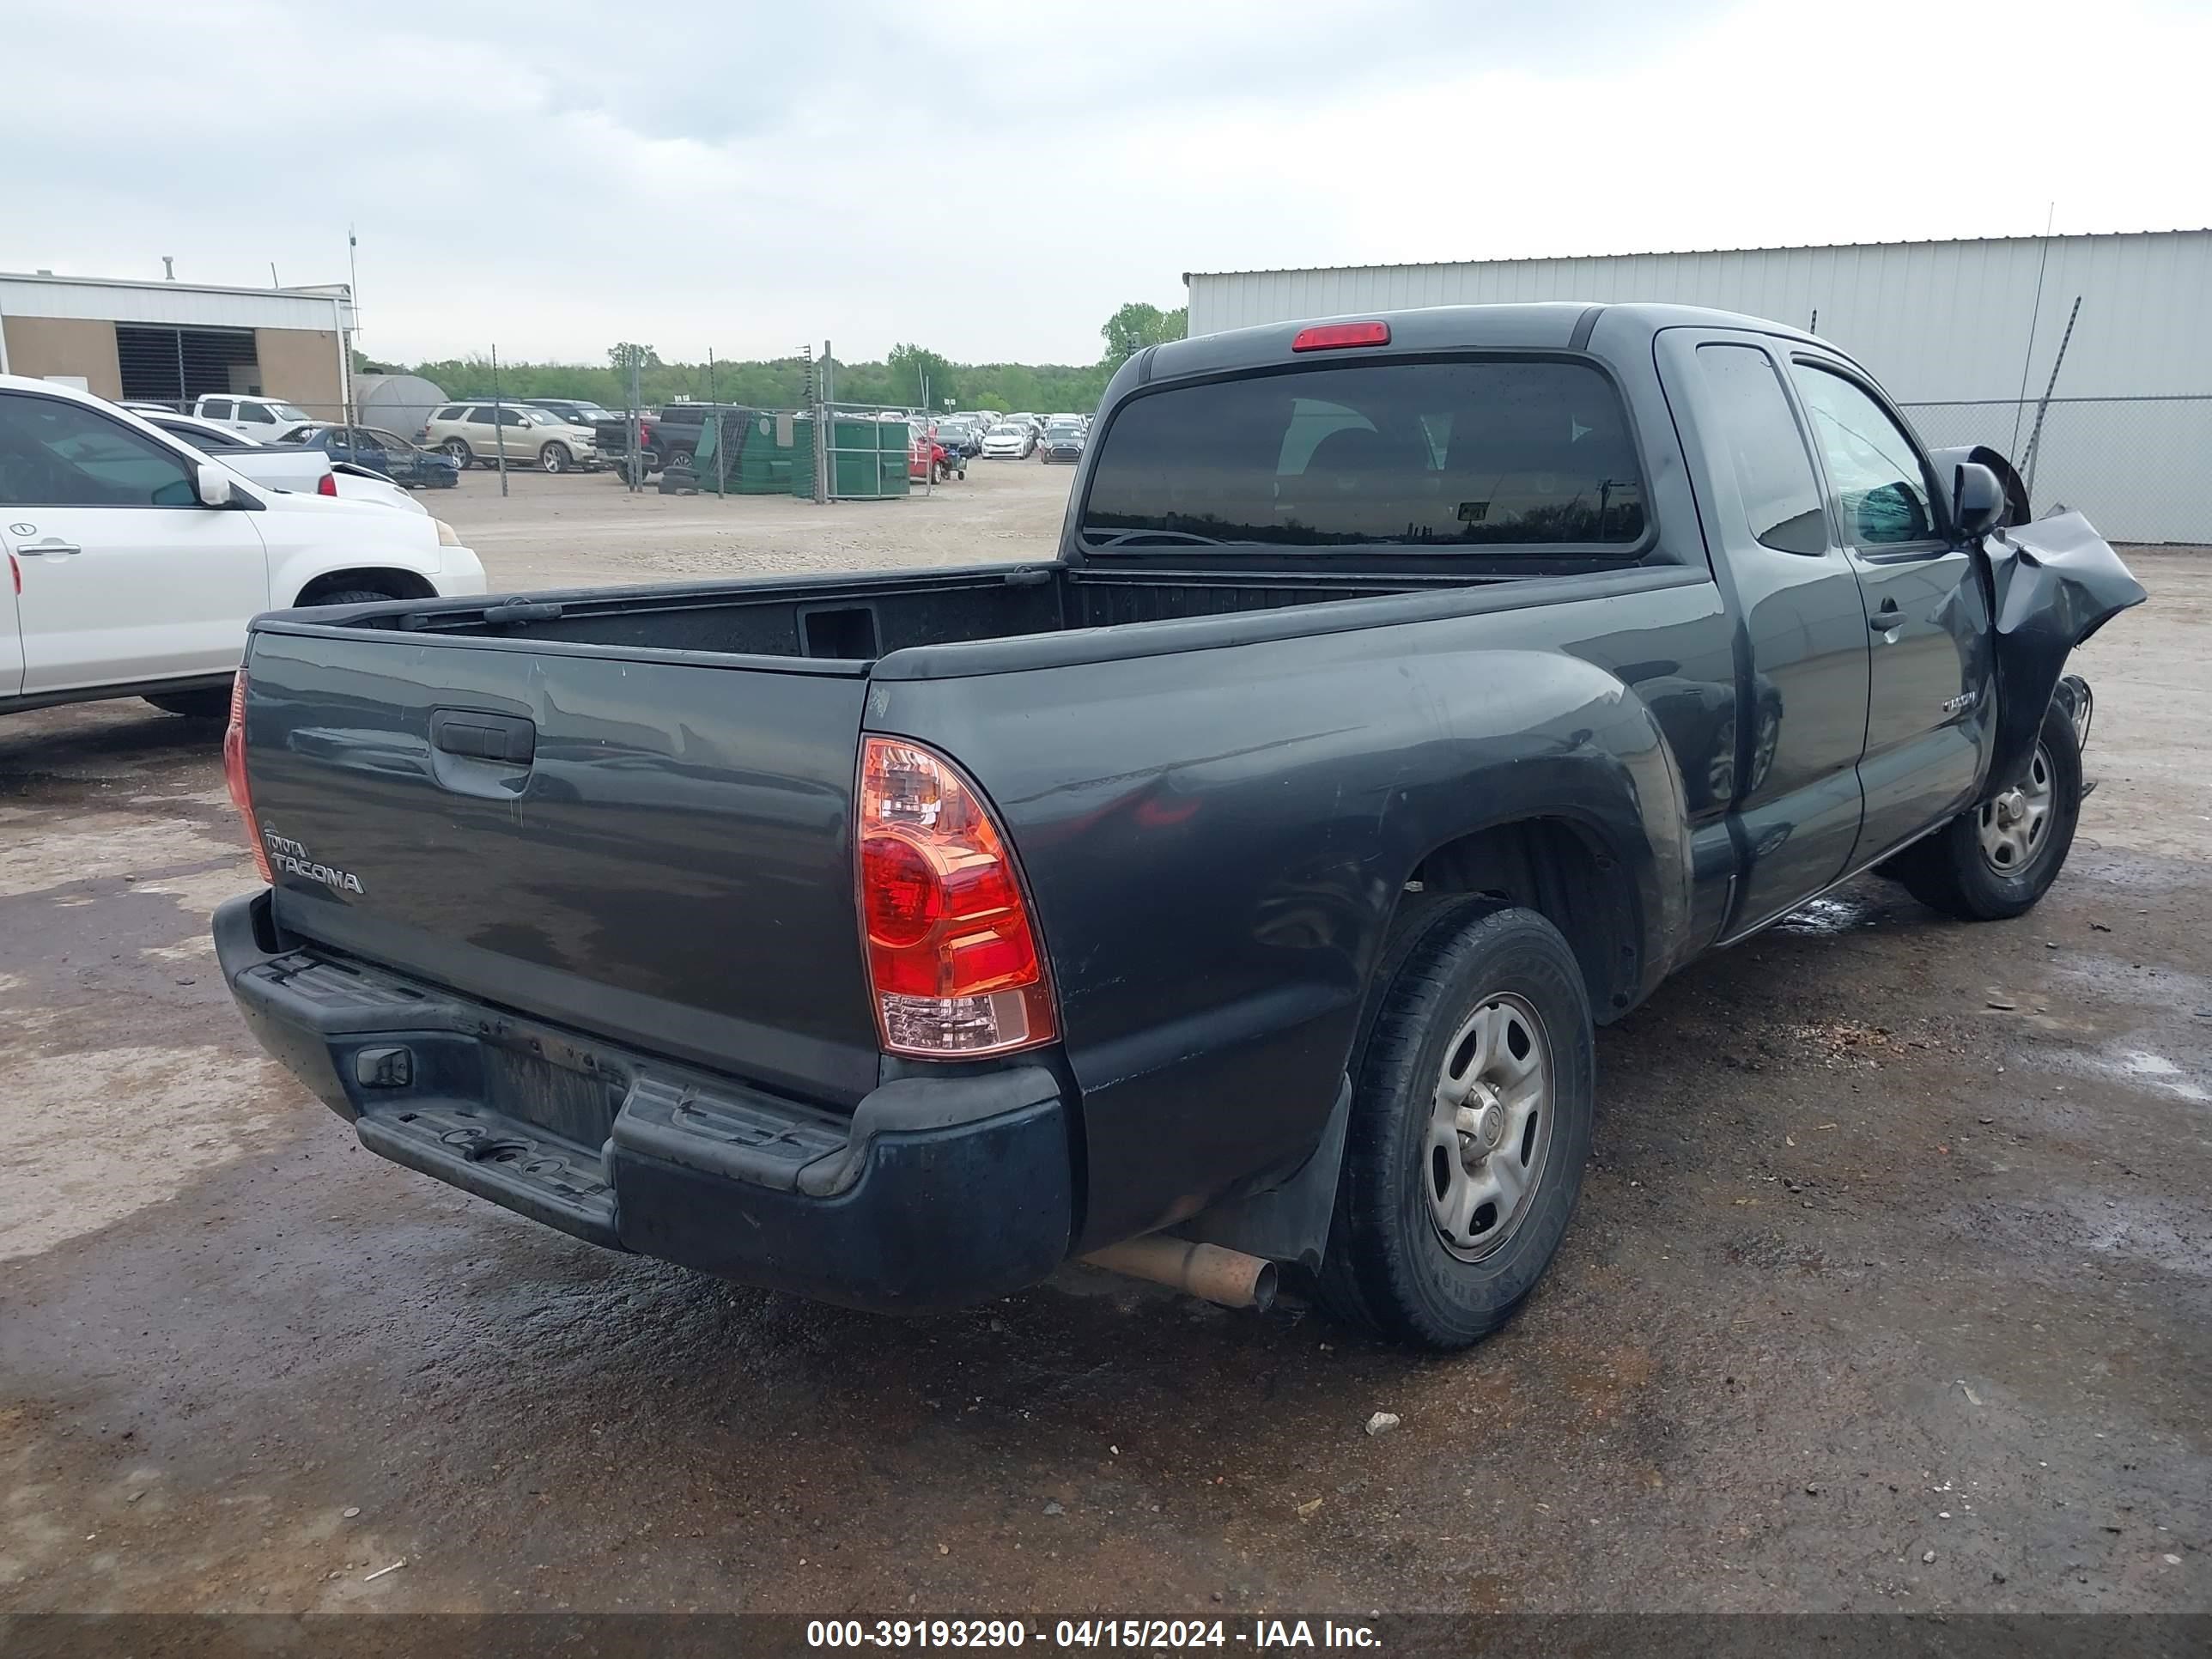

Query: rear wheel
[1319,903,1595,1350]
[667,447,694,473]
[1883,699,2082,921]
[442,438,472,470]
[540,443,571,474]
[144,690,230,720]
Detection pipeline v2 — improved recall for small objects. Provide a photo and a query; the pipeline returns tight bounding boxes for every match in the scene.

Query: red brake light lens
[316,472,337,496]
[1291,320,1391,352]
[857,736,1056,1056]
[223,670,274,885]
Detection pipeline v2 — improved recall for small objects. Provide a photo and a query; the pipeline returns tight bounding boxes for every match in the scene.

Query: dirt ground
[2,462,2206,1615]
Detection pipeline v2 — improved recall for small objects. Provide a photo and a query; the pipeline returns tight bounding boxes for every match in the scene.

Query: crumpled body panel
[1982,510,2146,789]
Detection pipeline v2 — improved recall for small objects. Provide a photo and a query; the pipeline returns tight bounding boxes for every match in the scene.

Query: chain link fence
[1897,395,2212,546]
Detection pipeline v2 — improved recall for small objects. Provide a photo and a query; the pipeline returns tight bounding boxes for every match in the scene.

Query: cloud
[3,0,2207,365]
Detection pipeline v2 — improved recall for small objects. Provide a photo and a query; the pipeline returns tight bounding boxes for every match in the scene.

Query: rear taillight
[316,471,337,496]
[857,736,1055,1057]
[223,670,274,885]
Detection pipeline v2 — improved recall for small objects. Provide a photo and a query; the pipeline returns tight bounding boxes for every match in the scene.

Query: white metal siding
[1187,232,2212,399]
[0,274,351,333]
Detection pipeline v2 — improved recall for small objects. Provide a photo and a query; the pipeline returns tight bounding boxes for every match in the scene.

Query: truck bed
[362,563,1413,661]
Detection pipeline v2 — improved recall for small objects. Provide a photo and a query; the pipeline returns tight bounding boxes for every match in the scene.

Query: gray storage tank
[350,373,449,439]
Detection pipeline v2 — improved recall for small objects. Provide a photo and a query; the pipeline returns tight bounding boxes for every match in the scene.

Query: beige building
[0,270,355,416]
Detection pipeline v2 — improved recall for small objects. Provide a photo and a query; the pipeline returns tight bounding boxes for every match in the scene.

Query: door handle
[20,538,82,557]
[1869,602,1903,635]
[430,708,535,764]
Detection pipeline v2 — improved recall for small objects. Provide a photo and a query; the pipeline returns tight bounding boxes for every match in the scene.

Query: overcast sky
[7,0,2209,366]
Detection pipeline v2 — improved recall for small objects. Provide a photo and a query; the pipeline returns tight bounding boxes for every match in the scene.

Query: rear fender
[1381,651,1694,1013]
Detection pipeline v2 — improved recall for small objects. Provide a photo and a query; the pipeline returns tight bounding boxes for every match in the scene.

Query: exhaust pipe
[1082,1236,1277,1311]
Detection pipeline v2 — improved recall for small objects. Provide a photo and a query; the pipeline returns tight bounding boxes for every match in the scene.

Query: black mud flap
[1979,510,2146,791]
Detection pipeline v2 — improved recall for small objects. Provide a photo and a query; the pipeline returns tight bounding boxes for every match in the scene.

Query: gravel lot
[3,465,2207,1614]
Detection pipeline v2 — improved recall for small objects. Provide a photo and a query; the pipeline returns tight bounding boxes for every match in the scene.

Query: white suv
[1,376,486,720]
[192,393,316,440]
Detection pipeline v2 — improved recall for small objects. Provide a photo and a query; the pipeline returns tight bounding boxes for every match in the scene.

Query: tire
[667,447,694,473]
[302,587,393,609]
[1318,902,1595,1350]
[540,443,570,474]
[144,689,231,720]
[1883,699,2082,921]
[441,439,473,470]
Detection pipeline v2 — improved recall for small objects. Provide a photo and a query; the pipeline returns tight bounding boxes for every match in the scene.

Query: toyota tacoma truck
[210,304,2142,1349]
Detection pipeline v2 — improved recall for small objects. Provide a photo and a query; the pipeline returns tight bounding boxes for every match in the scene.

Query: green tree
[1099,301,1188,369]
[607,342,661,371]
[887,343,958,410]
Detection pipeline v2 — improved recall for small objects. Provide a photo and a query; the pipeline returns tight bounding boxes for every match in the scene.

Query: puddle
[2118,1051,2211,1103]
[1771,894,1885,936]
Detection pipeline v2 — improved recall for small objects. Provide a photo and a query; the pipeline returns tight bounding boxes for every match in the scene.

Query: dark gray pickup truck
[212,303,2142,1349]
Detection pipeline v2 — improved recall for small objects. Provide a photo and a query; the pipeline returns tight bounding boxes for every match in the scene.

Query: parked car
[191,393,315,440]
[506,397,617,429]
[1038,417,1087,464]
[422,403,599,472]
[935,417,984,461]
[131,410,426,515]
[210,303,2141,1349]
[907,423,956,483]
[587,405,745,478]
[0,374,484,721]
[294,424,460,489]
[979,420,1036,459]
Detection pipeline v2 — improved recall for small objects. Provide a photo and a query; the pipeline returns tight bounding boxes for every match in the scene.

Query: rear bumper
[213,891,1073,1313]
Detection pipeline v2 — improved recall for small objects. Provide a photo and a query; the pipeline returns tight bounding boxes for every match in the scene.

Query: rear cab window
[1081,358,1648,559]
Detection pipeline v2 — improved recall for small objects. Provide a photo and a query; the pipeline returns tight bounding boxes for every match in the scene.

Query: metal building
[0,270,356,419]
[1185,230,2212,543]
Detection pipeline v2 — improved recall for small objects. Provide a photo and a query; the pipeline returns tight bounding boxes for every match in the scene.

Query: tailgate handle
[431,708,536,765]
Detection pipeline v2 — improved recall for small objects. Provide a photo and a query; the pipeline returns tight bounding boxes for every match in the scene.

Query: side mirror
[194,463,236,508]
[1953,461,2006,540]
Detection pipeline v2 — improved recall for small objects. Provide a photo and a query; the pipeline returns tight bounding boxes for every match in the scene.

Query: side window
[0,393,198,507]
[203,398,233,421]
[240,402,276,425]
[433,405,463,422]
[1694,344,1828,556]
[497,407,528,428]
[1790,363,1937,547]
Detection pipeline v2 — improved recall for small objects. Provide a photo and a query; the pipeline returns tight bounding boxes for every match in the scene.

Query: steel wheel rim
[1978,742,2055,873]
[1425,990,1553,1261]
[542,446,564,472]
[446,441,469,468]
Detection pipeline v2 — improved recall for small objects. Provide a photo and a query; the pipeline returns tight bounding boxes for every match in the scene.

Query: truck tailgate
[239,626,880,1107]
